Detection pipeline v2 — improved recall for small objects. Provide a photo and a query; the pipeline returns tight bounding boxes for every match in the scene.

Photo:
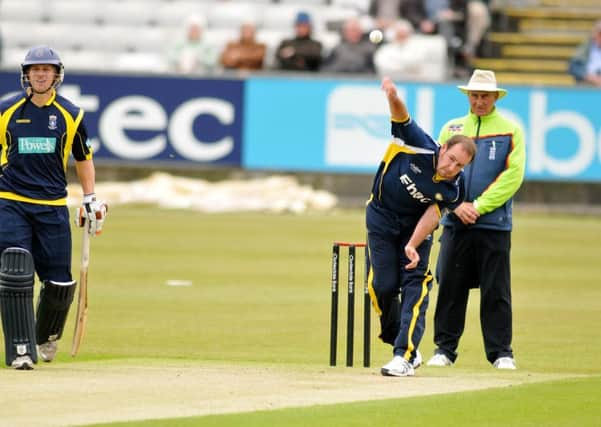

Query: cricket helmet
[20,45,64,90]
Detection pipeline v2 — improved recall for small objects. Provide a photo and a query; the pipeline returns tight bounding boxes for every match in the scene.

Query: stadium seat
[60,50,118,72]
[262,4,305,31]
[151,1,210,28]
[98,1,156,26]
[207,2,263,29]
[278,0,329,4]
[46,0,101,25]
[114,51,169,73]
[0,0,47,23]
[330,0,371,14]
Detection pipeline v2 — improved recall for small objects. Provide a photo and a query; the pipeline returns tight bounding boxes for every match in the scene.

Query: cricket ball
[369,29,383,44]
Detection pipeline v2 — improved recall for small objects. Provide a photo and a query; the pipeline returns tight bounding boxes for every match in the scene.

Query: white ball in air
[369,29,383,44]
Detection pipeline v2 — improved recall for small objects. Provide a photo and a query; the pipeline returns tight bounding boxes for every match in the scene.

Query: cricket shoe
[38,341,58,362]
[493,356,517,370]
[426,353,453,367]
[11,355,34,370]
[412,349,423,369]
[381,356,415,377]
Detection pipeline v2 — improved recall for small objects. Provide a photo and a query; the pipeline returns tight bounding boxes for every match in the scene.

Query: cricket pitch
[0,359,570,426]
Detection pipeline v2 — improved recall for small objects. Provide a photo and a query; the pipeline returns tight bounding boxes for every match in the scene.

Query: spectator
[368,0,430,34]
[322,17,376,74]
[275,12,323,72]
[220,22,266,71]
[569,19,601,86]
[374,19,448,81]
[168,15,218,74]
[463,0,491,65]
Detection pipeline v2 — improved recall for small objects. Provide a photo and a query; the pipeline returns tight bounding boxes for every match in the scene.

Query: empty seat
[278,0,329,4]
[151,2,209,28]
[60,50,117,72]
[98,1,156,26]
[46,0,101,24]
[114,51,169,73]
[330,0,371,14]
[262,4,304,31]
[206,2,262,29]
[0,0,47,23]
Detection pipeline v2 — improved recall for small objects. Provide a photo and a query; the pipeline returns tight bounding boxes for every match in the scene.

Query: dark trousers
[0,199,72,282]
[433,227,513,364]
[366,202,433,362]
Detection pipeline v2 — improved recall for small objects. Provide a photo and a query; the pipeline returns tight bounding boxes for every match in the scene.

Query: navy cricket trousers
[366,201,434,361]
[0,199,73,282]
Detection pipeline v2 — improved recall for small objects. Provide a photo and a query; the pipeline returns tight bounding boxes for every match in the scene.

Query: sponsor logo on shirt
[448,123,463,133]
[18,137,56,154]
[399,174,432,203]
[489,140,496,160]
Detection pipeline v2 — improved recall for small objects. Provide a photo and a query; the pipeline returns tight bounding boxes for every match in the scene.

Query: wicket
[329,241,371,367]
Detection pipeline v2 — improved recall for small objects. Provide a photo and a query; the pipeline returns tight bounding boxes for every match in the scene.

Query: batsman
[0,45,106,370]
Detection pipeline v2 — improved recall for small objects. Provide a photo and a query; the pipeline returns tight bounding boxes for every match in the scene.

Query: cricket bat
[71,217,91,356]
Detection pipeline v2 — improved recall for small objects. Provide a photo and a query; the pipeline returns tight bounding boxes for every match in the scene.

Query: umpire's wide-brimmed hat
[458,69,507,99]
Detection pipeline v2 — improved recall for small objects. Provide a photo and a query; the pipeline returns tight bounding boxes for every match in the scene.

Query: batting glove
[79,193,108,236]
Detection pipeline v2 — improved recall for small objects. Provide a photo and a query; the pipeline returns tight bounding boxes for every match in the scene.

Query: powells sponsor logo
[18,137,56,153]
[399,174,431,203]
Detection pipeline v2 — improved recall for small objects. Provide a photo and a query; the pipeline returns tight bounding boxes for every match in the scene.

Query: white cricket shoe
[38,341,58,362]
[381,356,415,377]
[412,350,423,369]
[426,353,453,367]
[11,355,34,370]
[493,356,516,370]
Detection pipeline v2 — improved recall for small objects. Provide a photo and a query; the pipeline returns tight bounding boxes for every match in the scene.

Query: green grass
[3,206,601,426]
[91,376,601,427]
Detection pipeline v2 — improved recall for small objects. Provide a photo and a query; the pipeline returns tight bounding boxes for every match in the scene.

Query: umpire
[426,69,526,370]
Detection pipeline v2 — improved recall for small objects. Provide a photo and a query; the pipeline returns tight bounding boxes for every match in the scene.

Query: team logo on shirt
[409,163,422,174]
[48,115,58,130]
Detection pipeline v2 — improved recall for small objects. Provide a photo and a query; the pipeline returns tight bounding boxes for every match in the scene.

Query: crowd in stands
[2,0,600,86]
[569,19,601,87]
[0,0,498,82]
[156,0,494,81]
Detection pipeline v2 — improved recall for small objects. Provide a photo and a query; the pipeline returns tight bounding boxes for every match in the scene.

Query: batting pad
[0,247,37,365]
[36,280,76,345]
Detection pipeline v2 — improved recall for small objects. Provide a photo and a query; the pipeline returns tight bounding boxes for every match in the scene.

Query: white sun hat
[458,69,507,99]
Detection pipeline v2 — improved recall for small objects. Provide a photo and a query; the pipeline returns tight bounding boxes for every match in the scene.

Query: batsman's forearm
[408,204,441,248]
[75,160,96,195]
